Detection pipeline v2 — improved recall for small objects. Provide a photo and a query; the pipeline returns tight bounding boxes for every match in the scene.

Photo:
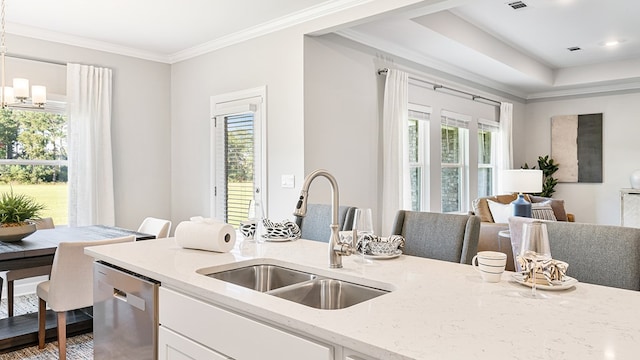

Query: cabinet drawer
[159,326,230,360]
[160,287,332,360]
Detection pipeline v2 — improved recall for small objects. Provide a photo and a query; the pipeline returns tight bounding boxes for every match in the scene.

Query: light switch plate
[281,174,295,188]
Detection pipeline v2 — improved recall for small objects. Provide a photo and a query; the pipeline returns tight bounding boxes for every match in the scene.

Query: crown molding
[7,22,172,63]
[525,81,640,101]
[168,0,372,63]
[337,28,529,99]
[7,0,373,64]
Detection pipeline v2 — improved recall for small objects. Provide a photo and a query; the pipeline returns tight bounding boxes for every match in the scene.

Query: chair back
[47,235,135,312]
[391,211,480,264]
[294,204,357,242]
[29,217,55,230]
[137,217,172,238]
[509,216,640,291]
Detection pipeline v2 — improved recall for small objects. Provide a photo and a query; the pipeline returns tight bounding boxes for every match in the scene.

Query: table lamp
[500,169,543,217]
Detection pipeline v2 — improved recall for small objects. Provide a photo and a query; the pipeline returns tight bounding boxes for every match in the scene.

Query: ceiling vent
[507,1,528,10]
[567,47,582,52]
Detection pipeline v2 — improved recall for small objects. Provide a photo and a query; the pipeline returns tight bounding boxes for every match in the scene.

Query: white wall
[7,34,172,230]
[169,0,432,225]
[524,93,640,225]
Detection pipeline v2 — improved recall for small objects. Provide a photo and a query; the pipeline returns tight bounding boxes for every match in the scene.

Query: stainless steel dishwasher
[94,261,160,360]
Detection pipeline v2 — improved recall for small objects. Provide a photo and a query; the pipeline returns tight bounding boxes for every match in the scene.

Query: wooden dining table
[0,225,155,353]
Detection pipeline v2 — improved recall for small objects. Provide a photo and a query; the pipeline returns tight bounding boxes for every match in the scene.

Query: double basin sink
[203,264,389,310]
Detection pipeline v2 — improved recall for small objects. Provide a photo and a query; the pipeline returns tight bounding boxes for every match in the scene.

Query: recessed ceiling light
[599,39,626,47]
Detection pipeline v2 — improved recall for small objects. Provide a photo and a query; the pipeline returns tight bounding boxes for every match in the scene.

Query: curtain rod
[377,68,501,106]
[6,53,66,67]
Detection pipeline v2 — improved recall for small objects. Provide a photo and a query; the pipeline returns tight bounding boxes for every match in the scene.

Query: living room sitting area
[471,193,575,271]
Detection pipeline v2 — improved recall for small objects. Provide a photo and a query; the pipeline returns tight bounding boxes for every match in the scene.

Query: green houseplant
[522,155,559,198]
[0,189,46,241]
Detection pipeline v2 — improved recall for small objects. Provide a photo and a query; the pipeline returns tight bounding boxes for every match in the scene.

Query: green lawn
[0,183,68,226]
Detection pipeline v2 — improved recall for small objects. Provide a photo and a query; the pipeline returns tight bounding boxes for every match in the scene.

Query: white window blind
[210,87,266,227]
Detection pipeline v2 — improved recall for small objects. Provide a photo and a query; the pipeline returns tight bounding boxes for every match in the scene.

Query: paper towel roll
[175,219,236,252]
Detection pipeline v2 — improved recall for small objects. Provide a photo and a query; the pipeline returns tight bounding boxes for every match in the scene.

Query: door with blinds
[210,87,266,227]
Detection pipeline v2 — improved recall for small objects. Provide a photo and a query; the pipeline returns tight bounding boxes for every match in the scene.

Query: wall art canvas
[551,113,603,183]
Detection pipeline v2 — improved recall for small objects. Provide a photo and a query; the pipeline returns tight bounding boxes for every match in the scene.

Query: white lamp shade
[2,86,14,104]
[13,78,29,98]
[31,85,46,105]
[500,169,543,193]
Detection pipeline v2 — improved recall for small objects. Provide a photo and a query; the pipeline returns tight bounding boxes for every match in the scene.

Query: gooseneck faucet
[293,169,355,268]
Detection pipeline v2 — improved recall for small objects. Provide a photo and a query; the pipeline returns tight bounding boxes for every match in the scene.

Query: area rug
[0,294,93,359]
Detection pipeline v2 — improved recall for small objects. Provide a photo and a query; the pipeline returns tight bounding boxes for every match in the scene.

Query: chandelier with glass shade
[0,0,46,109]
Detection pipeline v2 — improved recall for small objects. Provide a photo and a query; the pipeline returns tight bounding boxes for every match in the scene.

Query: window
[441,111,470,213]
[0,108,68,224]
[210,87,266,227]
[478,119,499,198]
[408,106,430,211]
[407,82,500,214]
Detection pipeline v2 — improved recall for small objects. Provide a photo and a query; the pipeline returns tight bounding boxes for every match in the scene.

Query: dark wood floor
[0,308,92,353]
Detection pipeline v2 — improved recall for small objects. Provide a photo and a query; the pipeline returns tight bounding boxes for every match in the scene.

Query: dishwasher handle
[113,287,146,311]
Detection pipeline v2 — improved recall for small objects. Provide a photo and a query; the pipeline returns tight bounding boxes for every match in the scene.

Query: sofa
[470,193,574,271]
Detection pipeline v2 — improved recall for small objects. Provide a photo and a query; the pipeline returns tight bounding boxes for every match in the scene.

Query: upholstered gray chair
[294,204,357,242]
[509,216,640,291]
[391,211,481,264]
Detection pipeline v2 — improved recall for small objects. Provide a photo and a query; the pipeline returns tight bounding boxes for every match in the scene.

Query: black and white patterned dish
[261,235,297,242]
[362,250,402,260]
[262,218,301,240]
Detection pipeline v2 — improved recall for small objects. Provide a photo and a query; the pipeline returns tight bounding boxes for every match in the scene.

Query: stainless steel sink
[269,278,389,310]
[205,263,390,309]
[206,265,316,292]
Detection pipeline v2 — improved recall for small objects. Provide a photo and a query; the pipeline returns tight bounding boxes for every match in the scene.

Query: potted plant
[522,155,559,198]
[0,189,46,242]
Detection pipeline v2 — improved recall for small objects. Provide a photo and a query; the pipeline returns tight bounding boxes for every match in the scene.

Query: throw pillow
[531,201,557,221]
[487,200,512,223]
[529,195,567,221]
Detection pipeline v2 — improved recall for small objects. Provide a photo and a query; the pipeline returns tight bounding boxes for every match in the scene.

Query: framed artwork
[551,113,603,183]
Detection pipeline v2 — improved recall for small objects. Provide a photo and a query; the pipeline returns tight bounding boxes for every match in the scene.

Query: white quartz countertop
[86,238,640,360]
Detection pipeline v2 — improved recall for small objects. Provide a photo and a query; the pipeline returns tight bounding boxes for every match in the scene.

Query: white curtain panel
[66,64,115,226]
[381,69,411,234]
[497,102,514,192]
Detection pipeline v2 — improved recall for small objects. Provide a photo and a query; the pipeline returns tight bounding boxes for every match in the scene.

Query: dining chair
[391,211,481,264]
[37,235,135,360]
[137,217,172,238]
[294,204,357,242]
[4,217,55,317]
[508,216,640,291]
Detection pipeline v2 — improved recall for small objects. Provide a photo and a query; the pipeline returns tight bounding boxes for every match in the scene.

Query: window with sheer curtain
[406,102,499,213]
[0,107,68,224]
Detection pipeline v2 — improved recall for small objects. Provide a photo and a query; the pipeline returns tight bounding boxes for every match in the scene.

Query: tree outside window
[0,109,68,224]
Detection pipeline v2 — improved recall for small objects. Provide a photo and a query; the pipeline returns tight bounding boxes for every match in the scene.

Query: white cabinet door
[158,326,230,360]
[160,287,332,360]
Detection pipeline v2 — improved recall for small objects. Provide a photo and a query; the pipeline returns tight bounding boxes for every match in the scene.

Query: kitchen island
[86,237,640,360]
